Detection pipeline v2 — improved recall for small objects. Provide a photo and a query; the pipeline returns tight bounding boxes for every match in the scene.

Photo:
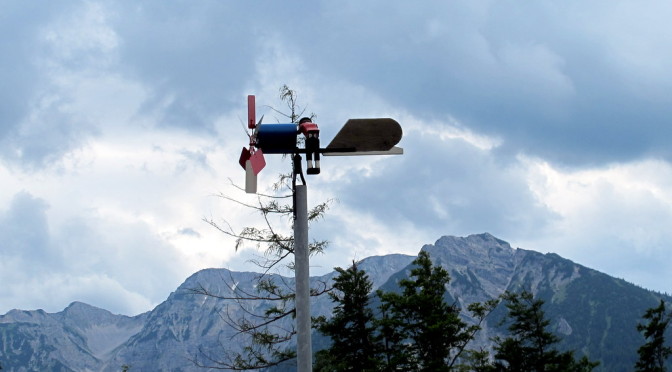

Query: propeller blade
[247,95,256,129]
[239,147,251,170]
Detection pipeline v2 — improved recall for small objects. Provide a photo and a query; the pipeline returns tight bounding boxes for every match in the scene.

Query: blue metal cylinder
[255,124,298,154]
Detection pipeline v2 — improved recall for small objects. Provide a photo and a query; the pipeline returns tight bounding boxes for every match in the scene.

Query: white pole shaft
[294,185,312,372]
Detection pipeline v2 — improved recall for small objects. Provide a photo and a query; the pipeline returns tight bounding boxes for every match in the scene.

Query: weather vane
[239,95,402,193]
[237,94,403,372]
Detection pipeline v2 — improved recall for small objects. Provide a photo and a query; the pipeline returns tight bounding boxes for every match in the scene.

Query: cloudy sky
[2,1,672,316]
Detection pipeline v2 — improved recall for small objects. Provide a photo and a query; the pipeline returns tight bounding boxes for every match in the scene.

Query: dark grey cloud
[109,1,263,132]
[0,97,98,170]
[0,3,60,137]
[0,1,262,168]
[274,1,672,166]
[0,1,89,169]
[6,1,671,169]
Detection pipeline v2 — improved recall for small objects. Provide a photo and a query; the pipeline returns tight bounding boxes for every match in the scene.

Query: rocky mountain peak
[351,254,415,288]
[60,301,110,319]
[421,233,517,301]
[0,308,51,325]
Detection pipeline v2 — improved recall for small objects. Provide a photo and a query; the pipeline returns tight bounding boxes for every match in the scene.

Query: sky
[2,1,672,316]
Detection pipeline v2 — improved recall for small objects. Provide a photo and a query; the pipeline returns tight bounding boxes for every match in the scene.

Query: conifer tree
[492,290,598,372]
[376,250,473,372]
[314,262,380,372]
[635,299,672,372]
[315,251,498,372]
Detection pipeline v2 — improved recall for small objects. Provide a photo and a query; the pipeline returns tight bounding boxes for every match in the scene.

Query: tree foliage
[314,262,380,372]
[492,291,598,372]
[316,251,498,372]
[635,299,672,372]
[377,251,474,371]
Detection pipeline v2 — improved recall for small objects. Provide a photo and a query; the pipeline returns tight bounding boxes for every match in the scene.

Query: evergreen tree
[314,252,498,372]
[493,291,598,372]
[314,262,380,372]
[635,299,672,372]
[459,348,496,372]
[376,251,472,372]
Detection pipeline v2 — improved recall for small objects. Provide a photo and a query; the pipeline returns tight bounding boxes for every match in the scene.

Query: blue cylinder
[255,124,298,154]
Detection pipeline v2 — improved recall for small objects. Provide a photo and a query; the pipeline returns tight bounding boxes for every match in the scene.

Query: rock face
[0,302,146,371]
[103,254,416,371]
[424,233,518,304]
[0,233,670,371]
[418,234,672,371]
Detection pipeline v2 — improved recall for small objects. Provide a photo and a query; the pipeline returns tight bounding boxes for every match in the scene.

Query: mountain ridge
[1,233,670,371]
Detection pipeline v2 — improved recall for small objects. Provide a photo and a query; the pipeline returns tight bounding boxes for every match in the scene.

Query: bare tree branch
[191,86,331,370]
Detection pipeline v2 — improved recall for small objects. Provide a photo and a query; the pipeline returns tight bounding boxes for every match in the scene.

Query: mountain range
[1,233,670,371]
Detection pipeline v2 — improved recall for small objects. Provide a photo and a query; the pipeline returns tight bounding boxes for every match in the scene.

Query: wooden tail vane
[240,95,403,193]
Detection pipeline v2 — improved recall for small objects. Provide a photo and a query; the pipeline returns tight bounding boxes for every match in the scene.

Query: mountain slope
[0,303,146,371]
[0,233,670,371]
[103,254,415,371]
[417,233,672,371]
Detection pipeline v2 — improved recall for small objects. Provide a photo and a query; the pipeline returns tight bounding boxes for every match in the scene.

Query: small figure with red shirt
[298,117,320,174]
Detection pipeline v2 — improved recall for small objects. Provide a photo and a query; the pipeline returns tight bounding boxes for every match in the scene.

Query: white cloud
[3,0,672,317]
[309,205,433,276]
[519,157,672,292]
[0,190,187,315]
